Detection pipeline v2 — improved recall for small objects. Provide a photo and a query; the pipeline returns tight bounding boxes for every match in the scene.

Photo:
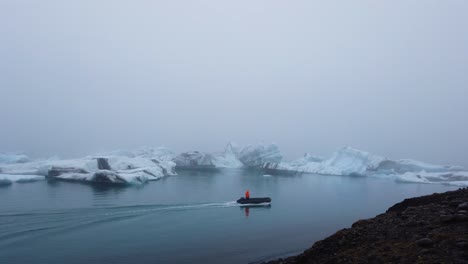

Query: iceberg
[47,156,176,185]
[263,147,468,186]
[174,151,218,169]
[238,143,282,167]
[0,149,177,186]
[174,142,280,169]
[212,142,244,168]
[174,143,243,169]
[0,174,44,186]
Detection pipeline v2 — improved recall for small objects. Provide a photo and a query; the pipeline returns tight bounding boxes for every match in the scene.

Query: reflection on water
[241,205,272,218]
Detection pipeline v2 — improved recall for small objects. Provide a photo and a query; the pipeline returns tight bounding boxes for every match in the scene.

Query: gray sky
[1,1,467,166]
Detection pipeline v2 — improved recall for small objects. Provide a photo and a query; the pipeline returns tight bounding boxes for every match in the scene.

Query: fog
[0,1,467,166]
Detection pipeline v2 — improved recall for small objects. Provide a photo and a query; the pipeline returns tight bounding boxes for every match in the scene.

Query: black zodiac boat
[236,197,271,205]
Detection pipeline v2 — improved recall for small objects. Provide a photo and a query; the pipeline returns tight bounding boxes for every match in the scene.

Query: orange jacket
[245,190,250,199]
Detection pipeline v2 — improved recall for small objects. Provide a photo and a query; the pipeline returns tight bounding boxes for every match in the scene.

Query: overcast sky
[0,1,467,166]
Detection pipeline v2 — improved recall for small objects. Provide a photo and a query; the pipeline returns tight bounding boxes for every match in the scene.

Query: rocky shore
[265,188,468,264]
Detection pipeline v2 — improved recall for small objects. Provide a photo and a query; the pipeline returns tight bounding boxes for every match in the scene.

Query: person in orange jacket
[245,189,250,199]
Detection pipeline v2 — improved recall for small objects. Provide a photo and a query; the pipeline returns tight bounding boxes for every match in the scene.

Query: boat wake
[0,201,242,247]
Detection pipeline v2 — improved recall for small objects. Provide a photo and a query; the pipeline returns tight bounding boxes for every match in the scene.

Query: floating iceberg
[174,143,243,169]
[238,143,282,167]
[174,142,279,169]
[174,151,219,169]
[263,147,468,186]
[0,174,44,186]
[0,149,177,186]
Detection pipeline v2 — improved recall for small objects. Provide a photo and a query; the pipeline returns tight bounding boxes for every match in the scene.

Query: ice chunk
[395,171,468,186]
[377,159,464,174]
[0,174,44,185]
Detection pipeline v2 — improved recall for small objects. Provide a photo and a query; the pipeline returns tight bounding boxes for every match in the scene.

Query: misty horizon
[1,1,467,167]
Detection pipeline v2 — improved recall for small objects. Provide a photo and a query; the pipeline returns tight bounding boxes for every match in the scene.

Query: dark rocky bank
[264,188,468,264]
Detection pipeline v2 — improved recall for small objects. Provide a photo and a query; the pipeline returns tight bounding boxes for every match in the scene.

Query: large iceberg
[238,143,282,167]
[263,147,468,186]
[0,148,177,186]
[174,142,280,169]
[46,157,176,185]
[174,143,243,169]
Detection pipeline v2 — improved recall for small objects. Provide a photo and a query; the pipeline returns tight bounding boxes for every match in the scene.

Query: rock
[449,200,462,207]
[458,202,468,210]
[266,188,468,264]
[419,249,432,255]
[440,215,454,223]
[456,242,468,249]
[416,238,434,247]
[453,214,468,222]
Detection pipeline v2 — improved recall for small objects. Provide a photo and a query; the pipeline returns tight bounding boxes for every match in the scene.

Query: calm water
[0,170,457,264]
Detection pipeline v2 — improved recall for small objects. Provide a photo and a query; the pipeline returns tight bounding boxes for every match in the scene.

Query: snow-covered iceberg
[0,148,177,186]
[238,143,282,167]
[46,157,176,185]
[174,142,280,169]
[263,147,468,186]
[174,143,243,169]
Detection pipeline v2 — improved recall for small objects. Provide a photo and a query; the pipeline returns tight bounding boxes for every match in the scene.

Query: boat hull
[236,197,271,204]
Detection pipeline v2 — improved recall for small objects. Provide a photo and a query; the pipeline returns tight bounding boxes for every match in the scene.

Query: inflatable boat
[236,197,271,205]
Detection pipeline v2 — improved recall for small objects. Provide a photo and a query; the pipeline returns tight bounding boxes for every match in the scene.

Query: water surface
[0,170,457,264]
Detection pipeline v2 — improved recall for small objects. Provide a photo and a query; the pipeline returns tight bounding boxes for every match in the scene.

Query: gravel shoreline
[264,188,468,264]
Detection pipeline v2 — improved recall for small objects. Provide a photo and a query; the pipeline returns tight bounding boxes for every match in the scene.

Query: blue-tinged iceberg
[263,147,468,186]
[0,174,44,186]
[238,143,282,167]
[174,142,280,169]
[0,147,176,185]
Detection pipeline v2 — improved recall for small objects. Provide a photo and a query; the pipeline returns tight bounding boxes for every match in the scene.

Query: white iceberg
[263,147,468,186]
[238,143,282,167]
[174,142,279,169]
[0,149,177,186]
[47,156,176,185]
[211,142,244,168]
